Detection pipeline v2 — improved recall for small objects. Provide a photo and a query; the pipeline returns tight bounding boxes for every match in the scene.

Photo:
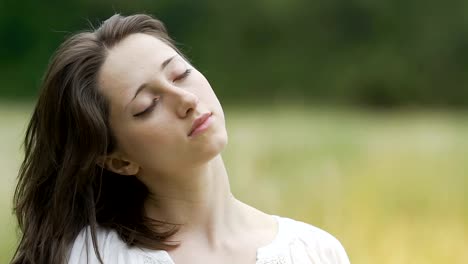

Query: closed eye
[133,97,159,117]
[174,68,192,82]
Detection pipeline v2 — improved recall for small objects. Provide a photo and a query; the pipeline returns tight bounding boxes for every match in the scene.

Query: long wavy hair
[12,14,183,264]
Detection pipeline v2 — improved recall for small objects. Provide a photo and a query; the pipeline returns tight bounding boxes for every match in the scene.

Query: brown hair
[12,14,182,264]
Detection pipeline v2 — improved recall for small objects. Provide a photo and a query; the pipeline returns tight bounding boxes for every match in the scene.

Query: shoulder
[264,216,351,264]
[67,226,168,264]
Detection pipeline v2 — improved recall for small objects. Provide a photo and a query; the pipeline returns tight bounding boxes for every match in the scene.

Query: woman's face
[98,33,228,177]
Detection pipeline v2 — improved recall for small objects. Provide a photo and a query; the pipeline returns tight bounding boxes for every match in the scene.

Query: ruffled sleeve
[287,219,350,264]
[257,217,350,264]
[289,232,350,264]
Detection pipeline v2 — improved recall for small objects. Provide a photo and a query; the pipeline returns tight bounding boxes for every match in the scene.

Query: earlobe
[97,155,140,176]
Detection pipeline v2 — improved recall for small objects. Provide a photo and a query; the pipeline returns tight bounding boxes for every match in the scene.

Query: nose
[173,89,199,118]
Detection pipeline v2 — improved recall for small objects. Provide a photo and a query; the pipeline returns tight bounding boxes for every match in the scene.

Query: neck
[142,155,239,239]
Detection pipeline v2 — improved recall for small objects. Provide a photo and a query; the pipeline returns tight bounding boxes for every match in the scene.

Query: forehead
[98,33,176,103]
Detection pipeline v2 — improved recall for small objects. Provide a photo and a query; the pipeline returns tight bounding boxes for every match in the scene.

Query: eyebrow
[130,55,177,102]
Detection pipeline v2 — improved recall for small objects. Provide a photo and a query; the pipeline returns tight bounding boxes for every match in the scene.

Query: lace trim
[257,255,288,264]
[142,255,173,264]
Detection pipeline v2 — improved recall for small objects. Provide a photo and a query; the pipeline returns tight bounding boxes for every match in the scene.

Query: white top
[67,216,350,264]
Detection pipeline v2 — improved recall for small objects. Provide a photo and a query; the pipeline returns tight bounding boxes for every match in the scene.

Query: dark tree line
[1,0,467,107]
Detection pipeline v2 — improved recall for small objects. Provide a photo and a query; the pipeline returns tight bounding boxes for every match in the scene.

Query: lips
[189,112,212,136]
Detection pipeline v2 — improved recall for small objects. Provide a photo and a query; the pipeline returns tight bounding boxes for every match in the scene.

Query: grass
[1,102,467,263]
[0,102,33,262]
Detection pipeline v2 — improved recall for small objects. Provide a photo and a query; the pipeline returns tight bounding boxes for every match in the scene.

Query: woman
[12,14,350,264]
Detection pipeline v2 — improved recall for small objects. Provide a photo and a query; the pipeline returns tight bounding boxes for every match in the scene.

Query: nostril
[177,91,199,118]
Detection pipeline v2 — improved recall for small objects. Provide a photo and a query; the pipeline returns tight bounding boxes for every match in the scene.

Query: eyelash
[133,69,193,118]
[134,97,159,117]
[174,68,192,82]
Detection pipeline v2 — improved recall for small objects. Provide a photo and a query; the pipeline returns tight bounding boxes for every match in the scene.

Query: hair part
[12,14,181,264]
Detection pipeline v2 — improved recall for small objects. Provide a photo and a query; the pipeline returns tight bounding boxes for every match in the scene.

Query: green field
[1,103,467,263]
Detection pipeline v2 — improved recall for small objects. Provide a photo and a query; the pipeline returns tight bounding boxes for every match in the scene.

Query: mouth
[188,112,213,137]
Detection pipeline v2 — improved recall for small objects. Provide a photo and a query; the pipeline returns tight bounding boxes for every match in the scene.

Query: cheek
[119,125,162,153]
[116,123,182,167]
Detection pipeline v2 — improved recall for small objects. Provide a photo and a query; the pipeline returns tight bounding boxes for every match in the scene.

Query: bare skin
[97,33,277,264]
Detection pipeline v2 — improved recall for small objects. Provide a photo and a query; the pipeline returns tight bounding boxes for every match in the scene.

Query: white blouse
[68,215,350,264]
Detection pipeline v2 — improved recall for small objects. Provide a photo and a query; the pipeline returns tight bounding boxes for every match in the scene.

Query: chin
[214,127,228,151]
[196,128,228,165]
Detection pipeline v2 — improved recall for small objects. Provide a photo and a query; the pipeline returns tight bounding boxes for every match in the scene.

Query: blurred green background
[1,0,467,263]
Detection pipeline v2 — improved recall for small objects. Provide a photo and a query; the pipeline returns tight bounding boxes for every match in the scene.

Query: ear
[97,153,140,176]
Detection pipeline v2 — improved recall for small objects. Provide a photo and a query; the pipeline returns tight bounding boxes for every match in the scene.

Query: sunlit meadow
[1,102,467,263]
